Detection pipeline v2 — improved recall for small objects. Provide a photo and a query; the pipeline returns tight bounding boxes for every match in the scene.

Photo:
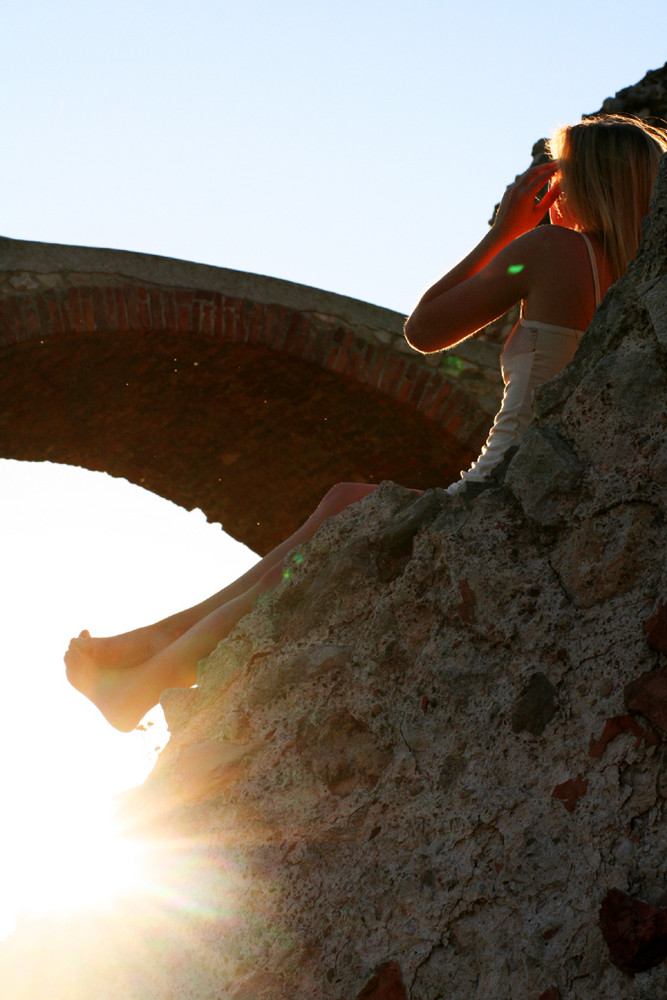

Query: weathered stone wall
[0,239,500,552]
[3,154,667,1000]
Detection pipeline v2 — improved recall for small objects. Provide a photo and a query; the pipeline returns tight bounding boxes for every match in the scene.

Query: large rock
[3,151,667,1000]
[589,61,667,120]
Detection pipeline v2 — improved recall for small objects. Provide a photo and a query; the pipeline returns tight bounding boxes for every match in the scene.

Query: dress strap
[579,232,602,308]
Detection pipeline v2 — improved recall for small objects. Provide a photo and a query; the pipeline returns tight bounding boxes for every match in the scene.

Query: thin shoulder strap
[579,232,602,308]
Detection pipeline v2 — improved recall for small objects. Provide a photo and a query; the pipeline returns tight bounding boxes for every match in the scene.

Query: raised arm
[404,161,560,354]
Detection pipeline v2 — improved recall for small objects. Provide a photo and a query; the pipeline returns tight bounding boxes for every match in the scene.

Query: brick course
[0,279,487,444]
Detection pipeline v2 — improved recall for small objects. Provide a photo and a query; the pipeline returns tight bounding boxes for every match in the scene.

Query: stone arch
[0,237,501,552]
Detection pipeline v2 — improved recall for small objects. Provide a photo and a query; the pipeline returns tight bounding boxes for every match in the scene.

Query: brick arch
[0,237,501,552]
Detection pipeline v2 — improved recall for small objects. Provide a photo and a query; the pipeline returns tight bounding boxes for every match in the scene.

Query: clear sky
[0,0,665,940]
[2,0,665,313]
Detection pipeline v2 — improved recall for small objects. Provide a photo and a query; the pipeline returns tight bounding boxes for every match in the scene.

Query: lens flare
[283,551,304,579]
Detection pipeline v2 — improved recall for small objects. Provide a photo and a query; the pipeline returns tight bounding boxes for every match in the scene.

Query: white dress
[446,232,601,495]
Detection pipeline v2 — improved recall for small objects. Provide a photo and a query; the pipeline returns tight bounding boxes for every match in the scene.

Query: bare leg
[66,569,278,731]
[68,482,377,668]
[65,482,377,729]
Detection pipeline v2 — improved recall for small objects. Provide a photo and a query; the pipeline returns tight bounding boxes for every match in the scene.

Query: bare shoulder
[518,226,600,327]
[489,226,589,286]
[511,224,587,259]
[509,225,594,286]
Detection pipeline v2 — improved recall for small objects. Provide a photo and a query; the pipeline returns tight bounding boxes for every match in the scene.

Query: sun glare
[1,459,260,943]
[7,799,146,924]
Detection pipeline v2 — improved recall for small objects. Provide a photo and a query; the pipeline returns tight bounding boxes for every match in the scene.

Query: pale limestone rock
[550,503,662,609]
[505,425,583,526]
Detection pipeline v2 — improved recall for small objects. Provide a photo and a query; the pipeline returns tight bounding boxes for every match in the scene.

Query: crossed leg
[64,482,377,731]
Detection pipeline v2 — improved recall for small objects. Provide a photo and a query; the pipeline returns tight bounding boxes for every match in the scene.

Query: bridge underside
[0,330,475,553]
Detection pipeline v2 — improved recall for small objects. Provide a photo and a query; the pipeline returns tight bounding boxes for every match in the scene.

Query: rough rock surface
[589,61,667,121]
[3,145,667,1000]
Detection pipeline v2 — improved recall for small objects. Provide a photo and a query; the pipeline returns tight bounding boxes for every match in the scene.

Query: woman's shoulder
[517,225,612,301]
[518,225,604,327]
[511,225,596,282]
[512,223,588,255]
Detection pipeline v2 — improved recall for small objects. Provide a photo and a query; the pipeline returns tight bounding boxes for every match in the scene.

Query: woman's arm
[404,161,560,354]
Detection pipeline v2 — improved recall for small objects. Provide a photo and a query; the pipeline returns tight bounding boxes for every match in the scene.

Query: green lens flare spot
[440,354,466,375]
[293,553,304,563]
[507,264,524,275]
[282,569,292,580]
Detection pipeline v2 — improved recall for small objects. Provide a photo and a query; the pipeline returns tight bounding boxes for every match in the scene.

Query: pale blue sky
[2,0,665,312]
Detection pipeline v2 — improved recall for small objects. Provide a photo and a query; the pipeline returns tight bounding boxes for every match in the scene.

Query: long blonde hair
[547,115,667,282]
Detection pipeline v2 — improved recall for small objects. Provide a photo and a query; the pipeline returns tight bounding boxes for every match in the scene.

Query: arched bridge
[0,236,502,552]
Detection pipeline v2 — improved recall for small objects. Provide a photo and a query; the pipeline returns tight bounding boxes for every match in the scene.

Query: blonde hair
[547,115,667,282]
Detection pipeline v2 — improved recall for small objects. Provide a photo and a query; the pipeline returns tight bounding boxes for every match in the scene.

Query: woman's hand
[404,160,561,353]
[493,161,560,243]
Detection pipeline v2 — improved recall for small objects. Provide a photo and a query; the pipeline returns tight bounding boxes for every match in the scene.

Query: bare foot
[64,587,255,730]
[68,623,177,672]
[64,642,160,732]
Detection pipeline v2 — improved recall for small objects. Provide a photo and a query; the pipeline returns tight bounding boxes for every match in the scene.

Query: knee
[321,481,376,516]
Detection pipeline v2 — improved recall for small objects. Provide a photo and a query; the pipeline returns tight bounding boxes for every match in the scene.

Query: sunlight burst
[7,801,146,923]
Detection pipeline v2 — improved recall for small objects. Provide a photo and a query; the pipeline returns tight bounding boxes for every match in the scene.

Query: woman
[406,115,667,492]
[65,114,667,732]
